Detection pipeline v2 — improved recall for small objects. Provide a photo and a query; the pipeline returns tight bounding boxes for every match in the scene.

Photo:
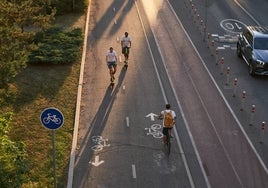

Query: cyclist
[106,47,118,83]
[121,32,132,65]
[158,104,176,143]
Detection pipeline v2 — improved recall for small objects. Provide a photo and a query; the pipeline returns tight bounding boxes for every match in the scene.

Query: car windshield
[254,38,268,50]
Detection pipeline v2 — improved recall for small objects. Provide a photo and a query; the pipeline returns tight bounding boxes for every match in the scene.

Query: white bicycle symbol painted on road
[42,113,61,125]
[91,136,110,151]
[145,124,163,138]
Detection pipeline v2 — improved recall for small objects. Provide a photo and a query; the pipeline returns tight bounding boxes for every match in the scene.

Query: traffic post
[215,48,219,64]
[207,33,211,48]
[220,57,224,74]
[40,107,64,188]
[240,91,246,111]
[211,40,215,56]
[226,67,230,85]
[249,105,255,126]
[233,78,238,97]
[260,121,266,144]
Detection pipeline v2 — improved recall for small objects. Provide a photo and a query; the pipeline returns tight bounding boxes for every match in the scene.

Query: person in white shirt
[121,32,132,65]
[106,47,117,83]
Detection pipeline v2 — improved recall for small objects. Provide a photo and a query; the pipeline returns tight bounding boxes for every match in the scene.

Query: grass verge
[0,12,86,188]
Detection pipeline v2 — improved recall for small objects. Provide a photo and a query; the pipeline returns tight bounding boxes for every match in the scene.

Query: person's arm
[172,111,176,125]
[121,38,124,47]
[106,53,108,63]
[158,111,164,120]
[172,111,176,119]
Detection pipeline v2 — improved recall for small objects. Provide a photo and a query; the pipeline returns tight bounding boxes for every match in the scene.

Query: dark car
[237,26,268,76]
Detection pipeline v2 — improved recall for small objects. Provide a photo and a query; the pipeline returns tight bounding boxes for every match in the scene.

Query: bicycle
[43,113,61,125]
[158,116,173,156]
[164,128,172,155]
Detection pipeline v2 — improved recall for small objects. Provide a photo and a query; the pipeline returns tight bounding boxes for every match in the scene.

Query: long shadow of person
[73,66,127,187]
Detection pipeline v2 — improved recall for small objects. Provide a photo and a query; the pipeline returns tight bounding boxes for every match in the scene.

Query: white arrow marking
[90,155,104,167]
[146,113,158,121]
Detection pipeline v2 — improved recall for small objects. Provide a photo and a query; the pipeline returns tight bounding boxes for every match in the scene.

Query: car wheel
[237,43,242,57]
[249,63,255,76]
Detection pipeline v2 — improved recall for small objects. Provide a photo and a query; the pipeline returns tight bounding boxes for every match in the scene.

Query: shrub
[29,27,83,64]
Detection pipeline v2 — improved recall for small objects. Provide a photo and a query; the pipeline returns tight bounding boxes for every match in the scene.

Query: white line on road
[234,0,260,26]
[132,164,137,179]
[126,116,130,127]
[135,1,196,187]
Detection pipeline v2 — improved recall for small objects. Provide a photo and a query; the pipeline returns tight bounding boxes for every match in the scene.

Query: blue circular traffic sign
[40,107,64,130]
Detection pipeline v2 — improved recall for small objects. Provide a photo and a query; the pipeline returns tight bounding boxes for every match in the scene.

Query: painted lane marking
[146,113,158,121]
[234,0,260,26]
[145,124,163,138]
[126,116,130,127]
[132,164,137,179]
[91,136,110,151]
[220,19,247,34]
[89,155,104,167]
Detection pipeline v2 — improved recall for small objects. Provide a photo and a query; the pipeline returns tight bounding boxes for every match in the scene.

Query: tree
[0,0,55,86]
[0,112,28,188]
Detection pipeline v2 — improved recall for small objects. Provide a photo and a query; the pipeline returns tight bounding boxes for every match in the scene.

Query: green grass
[0,13,84,188]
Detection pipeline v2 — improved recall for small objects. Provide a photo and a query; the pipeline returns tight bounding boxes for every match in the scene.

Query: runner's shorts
[107,61,117,69]
[122,47,130,55]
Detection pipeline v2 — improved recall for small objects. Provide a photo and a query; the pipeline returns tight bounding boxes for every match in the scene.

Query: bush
[29,27,83,64]
[0,112,28,188]
[53,0,87,15]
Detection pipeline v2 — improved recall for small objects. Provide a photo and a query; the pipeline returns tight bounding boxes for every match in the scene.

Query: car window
[243,30,253,46]
[254,38,268,50]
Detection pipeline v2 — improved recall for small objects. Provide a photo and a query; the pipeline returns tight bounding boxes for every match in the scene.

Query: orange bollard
[240,91,246,111]
[226,67,230,85]
[260,121,266,144]
[249,105,255,126]
[233,78,238,97]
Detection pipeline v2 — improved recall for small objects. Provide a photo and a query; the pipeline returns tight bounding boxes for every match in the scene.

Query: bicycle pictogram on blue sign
[40,107,64,130]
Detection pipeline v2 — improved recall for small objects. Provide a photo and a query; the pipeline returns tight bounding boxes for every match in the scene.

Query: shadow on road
[73,66,127,187]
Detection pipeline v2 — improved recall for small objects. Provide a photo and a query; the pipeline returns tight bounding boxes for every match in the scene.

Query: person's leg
[125,47,129,62]
[108,63,114,81]
[109,68,113,81]
[113,64,117,77]
[122,47,127,62]
[169,128,173,138]
[162,128,168,143]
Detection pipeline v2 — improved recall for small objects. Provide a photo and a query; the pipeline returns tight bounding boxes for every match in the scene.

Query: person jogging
[106,47,117,83]
[121,32,132,66]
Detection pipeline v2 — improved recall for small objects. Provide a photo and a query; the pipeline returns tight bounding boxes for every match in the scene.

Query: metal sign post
[40,107,64,188]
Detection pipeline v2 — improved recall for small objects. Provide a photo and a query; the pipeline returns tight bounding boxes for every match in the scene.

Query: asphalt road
[68,0,268,187]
